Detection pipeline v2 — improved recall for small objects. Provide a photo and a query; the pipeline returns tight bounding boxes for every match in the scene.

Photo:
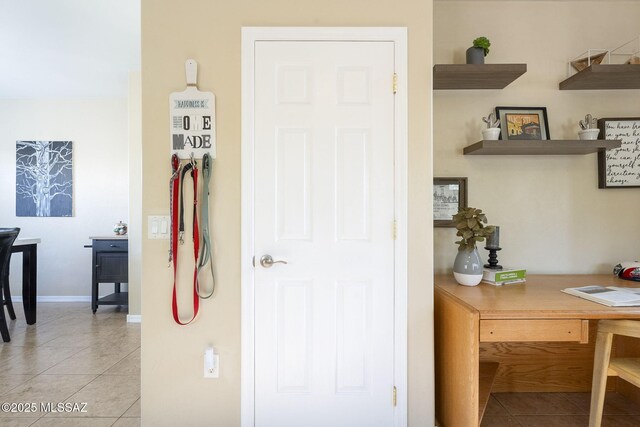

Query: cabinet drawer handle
[110,244,117,248]
[95,265,100,268]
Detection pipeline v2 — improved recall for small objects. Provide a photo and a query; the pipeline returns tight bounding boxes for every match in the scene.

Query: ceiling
[0,0,140,99]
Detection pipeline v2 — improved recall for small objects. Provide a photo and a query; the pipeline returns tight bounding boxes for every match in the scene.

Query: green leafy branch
[453,207,496,251]
[473,37,491,56]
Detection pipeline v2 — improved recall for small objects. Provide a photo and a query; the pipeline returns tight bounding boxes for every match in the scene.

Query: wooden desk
[435,274,640,427]
[10,238,40,325]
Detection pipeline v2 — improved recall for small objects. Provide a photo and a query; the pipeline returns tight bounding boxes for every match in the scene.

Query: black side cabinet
[89,237,128,313]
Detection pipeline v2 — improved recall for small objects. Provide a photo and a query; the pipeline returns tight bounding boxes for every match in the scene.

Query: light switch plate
[148,215,170,239]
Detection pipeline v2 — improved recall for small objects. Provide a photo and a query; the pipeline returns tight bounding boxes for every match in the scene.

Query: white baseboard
[12,296,91,303]
[126,315,142,323]
[12,297,136,322]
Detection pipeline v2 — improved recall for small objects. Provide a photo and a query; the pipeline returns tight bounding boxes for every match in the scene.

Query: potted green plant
[452,207,495,286]
[466,36,491,64]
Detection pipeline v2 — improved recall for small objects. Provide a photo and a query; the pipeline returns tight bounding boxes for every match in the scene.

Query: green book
[483,268,527,283]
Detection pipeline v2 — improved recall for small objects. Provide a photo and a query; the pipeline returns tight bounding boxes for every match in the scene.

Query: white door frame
[241,27,408,427]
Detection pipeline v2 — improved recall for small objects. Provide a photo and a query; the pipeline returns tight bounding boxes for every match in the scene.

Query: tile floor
[482,391,640,427]
[0,303,140,427]
[8,304,640,427]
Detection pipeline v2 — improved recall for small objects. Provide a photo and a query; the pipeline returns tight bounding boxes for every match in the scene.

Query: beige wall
[434,1,640,275]
[0,98,129,298]
[129,72,142,317]
[141,0,433,425]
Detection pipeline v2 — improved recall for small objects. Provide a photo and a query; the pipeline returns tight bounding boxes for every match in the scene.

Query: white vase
[482,128,501,140]
[453,247,483,286]
[578,129,600,140]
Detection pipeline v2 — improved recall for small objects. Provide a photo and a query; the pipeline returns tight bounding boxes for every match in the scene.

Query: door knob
[260,254,288,268]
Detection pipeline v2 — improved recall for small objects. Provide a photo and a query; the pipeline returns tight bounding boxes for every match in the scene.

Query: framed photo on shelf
[433,177,467,227]
[496,106,550,140]
[597,117,640,189]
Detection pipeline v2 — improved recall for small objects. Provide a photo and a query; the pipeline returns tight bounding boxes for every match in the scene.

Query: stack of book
[482,268,526,285]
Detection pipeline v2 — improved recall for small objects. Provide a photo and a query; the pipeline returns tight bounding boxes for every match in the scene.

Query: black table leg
[92,280,98,314]
[91,247,98,314]
[22,244,37,325]
[0,270,10,341]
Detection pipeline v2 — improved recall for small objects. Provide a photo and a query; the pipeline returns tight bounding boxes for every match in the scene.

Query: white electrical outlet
[148,215,170,239]
[204,347,219,378]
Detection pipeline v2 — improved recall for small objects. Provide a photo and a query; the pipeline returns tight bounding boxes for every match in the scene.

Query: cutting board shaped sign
[169,59,216,159]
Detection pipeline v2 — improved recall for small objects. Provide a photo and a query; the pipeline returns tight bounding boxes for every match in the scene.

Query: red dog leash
[170,155,201,325]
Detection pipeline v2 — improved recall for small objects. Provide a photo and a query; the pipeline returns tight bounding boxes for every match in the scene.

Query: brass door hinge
[393,220,397,240]
[393,73,398,94]
[393,385,397,406]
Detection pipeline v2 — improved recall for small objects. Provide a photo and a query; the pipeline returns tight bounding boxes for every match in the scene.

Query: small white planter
[579,129,600,140]
[482,128,501,140]
[453,272,483,287]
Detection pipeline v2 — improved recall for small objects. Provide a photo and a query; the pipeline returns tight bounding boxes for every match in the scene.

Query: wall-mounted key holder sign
[169,59,216,159]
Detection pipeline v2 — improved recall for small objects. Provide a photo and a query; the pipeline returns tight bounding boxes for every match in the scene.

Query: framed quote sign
[597,117,640,188]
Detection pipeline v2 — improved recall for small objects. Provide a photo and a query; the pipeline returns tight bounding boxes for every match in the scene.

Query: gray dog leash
[197,153,215,299]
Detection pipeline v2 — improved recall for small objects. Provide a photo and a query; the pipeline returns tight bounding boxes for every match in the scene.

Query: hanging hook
[170,153,181,179]
[186,59,198,88]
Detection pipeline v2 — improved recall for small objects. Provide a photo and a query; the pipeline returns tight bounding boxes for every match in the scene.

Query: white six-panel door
[252,40,396,427]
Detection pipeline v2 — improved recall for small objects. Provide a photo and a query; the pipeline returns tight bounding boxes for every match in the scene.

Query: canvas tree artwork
[16,141,73,217]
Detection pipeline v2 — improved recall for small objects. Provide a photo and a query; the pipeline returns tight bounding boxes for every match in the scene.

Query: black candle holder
[484,247,502,270]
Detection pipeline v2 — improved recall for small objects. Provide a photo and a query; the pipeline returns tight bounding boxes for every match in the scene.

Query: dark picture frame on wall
[597,117,640,189]
[495,106,550,140]
[433,177,467,228]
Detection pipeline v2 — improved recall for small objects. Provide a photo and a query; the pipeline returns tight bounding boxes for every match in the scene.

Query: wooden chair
[589,319,640,427]
[0,228,20,342]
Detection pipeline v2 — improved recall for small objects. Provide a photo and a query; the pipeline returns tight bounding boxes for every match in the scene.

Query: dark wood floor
[482,391,640,427]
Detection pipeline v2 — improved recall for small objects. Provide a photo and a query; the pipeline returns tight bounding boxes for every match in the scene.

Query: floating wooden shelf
[463,139,621,155]
[433,64,527,90]
[559,64,640,90]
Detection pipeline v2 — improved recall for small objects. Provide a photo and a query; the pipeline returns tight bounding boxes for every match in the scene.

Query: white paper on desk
[562,286,640,307]
[609,287,640,295]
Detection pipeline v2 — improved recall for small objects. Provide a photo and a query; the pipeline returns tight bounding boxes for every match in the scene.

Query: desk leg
[435,288,480,427]
[22,244,37,325]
